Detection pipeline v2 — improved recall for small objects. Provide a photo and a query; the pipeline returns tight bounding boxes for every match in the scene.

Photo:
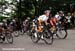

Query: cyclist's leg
[2,36,5,41]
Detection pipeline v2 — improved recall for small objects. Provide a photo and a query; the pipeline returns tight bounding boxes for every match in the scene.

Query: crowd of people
[65,12,75,28]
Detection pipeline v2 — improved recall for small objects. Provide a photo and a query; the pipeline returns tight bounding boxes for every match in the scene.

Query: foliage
[0,0,75,20]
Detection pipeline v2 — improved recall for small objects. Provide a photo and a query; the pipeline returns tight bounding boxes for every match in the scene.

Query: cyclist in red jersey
[48,15,57,32]
[49,16,57,27]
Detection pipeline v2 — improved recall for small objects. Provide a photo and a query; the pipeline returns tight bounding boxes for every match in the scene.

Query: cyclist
[37,10,50,32]
[9,19,17,32]
[23,17,30,32]
[55,11,67,30]
[0,22,4,42]
[49,15,57,33]
[1,19,8,42]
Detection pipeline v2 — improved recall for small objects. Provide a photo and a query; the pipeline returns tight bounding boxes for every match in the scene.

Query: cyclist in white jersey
[38,10,50,25]
[37,10,50,38]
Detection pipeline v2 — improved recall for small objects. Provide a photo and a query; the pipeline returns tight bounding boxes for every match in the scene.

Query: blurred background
[0,0,75,28]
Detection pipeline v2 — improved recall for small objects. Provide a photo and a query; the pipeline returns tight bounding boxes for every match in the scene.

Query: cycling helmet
[27,17,30,20]
[59,11,63,14]
[44,10,51,14]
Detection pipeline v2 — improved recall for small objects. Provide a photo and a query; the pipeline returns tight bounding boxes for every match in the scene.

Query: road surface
[0,30,75,51]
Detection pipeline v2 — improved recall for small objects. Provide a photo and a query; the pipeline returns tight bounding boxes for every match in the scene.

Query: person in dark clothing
[9,19,17,31]
[70,13,75,27]
[1,19,8,42]
[7,19,11,25]
[23,17,30,32]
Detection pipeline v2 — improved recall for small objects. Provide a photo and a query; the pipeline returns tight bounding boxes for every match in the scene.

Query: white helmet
[59,11,63,14]
[33,19,35,22]
[25,19,28,22]
[44,10,51,14]
[27,17,30,20]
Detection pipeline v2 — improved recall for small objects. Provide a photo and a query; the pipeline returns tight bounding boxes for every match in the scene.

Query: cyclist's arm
[45,20,49,25]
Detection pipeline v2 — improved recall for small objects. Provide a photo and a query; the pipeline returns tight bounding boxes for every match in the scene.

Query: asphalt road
[0,30,75,51]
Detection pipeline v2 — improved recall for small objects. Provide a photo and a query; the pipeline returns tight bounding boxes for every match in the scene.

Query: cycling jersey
[49,17,57,27]
[55,14,61,21]
[38,15,49,22]
[37,15,49,32]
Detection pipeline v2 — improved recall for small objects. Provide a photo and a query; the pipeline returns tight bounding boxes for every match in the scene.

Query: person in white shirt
[55,11,64,21]
[65,13,71,28]
[37,10,51,39]
[55,12,60,21]
[66,13,71,23]
[38,10,50,25]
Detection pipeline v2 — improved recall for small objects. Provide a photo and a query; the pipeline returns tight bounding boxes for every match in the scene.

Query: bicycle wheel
[6,33,13,44]
[14,31,19,37]
[43,31,53,45]
[56,29,68,39]
[31,30,40,43]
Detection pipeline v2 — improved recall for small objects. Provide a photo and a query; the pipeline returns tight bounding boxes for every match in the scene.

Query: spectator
[70,13,75,28]
[74,12,75,28]
[65,13,71,28]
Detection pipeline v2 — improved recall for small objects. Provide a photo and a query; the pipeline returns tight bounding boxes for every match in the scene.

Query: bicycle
[0,27,13,44]
[30,21,53,45]
[55,22,68,39]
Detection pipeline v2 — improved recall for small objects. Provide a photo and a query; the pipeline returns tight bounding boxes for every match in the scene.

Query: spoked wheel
[56,28,67,39]
[31,30,40,43]
[6,33,13,44]
[43,31,53,45]
[14,31,19,37]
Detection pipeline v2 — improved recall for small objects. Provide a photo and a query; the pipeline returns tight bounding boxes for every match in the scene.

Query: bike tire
[56,29,68,39]
[14,31,19,37]
[6,33,13,44]
[31,31,40,43]
[43,31,54,45]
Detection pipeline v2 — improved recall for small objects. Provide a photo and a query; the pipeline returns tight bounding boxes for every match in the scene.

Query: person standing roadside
[70,13,75,28]
[65,13,71,28]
